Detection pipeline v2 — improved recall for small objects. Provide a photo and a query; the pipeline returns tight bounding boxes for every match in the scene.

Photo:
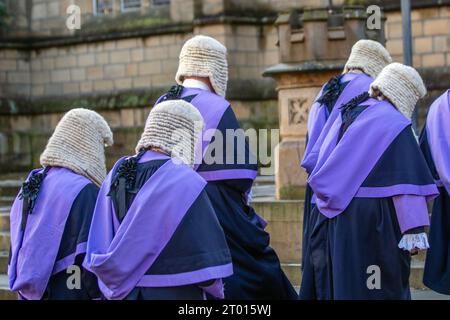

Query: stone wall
[0,96,277,173]
[0,15,280,172]
[3,2,450,101]
[385,6,450,67]
[1,0,450,173]
[7,0,171,37]
[18,34,188,97]
[0,24,278,99]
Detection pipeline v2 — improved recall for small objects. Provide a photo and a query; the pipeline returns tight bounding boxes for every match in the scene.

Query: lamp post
[401,0,418,132]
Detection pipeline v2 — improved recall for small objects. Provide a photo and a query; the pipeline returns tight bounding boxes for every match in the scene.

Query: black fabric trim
[317,74,351,114]
[338,92,370,141]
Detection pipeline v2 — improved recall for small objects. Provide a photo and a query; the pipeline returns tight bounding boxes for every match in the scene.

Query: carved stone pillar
[264,6,385,200]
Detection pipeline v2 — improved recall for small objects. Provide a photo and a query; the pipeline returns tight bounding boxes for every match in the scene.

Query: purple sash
[426,90,450,194]
[302,73,373,174]
[181,88,258,182]
[83,151,232,300]
[156,87,258,182]
[309,97,437,224]
[8,167,90,300]
[182,88,229,158]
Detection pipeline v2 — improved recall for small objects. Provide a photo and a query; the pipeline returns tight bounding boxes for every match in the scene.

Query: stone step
[411,289,450,300]
[283,261,429,292]
[0,196,14,207]
[0,251,7,274]
[252,184,276,199]
[0,173,28,181]
[254,175,275,186]
[0,232,9,252]
[0,180,21,197]
[0,275,15,300]
[253,200,303,264]
[0,211,10,233]
[0,289,14,300]
[281,262,301,288]
[410,260,427,290]
[0,260,437,299]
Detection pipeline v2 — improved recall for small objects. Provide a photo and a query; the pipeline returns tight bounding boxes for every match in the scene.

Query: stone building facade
[0,0,449,172]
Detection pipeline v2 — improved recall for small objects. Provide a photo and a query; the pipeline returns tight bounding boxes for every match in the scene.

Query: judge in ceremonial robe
[300,40,392,275]
[8,108,113,300]
[83,99,233,300]
[155,35,297,300]
[421,89,450,295]
[300,63,438,300]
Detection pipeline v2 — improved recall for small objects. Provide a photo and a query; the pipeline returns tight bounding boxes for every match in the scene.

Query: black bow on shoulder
[165,85,185,100]
[338,92,371,141]
[339,91,370,114]
[109,151,146,222]
[317,75,349,113]
[111,156,139,191]
[19,167,50,230]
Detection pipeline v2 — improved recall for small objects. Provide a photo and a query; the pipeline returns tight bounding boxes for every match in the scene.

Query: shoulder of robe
[430,89,450,114]
[167,160,206,185]
[194,89,231,107]
[368,98,411,125]
[77,182,100,198]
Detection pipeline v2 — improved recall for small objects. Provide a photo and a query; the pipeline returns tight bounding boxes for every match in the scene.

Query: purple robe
[301,94,438,300]
[426,90,450,194]
[302,72,373,175]
[156,87,297,299]
[308,96,437,232]
[8,167,91,300]
[422,90,450,294]
[301,72,373,275]
[157,87,258,186]
[83,151,232,300]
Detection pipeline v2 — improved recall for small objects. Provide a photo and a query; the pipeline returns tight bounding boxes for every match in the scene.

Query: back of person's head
[40,108,113,186]
[136,100,204,167]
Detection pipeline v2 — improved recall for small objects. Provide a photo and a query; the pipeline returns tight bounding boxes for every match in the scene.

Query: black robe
[300,97,435,300]
[158,86,298,300]
[109,158,231,300]
[421,127,450,295]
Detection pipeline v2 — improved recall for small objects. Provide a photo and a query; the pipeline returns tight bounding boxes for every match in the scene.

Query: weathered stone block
[423,53,446,67]
[104,64,126,78]
[87,66,103,80]
[70,69,86,81]
[171,0,200,22]
[414,37,433,54]
[78,53,96,67]
[138,61,162,75]
[253,199,303,263]
[424,18,450,36]
[117,39,138,50]
[93,80,114,92]
[275,139,307,200]
[115,78,133,90]
[110,50,131,64]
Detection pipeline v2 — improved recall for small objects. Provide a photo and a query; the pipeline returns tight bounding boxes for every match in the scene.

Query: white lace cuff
[246,190,253,205]
[398,233,429,251]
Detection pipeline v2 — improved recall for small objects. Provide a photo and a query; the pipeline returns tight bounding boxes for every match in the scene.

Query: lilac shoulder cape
[8,167,91,300]
[302,72,373,174]
[83,151,233,300]
[426,90,450,194]
[157,87,258,182]
[309,97,438,225]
